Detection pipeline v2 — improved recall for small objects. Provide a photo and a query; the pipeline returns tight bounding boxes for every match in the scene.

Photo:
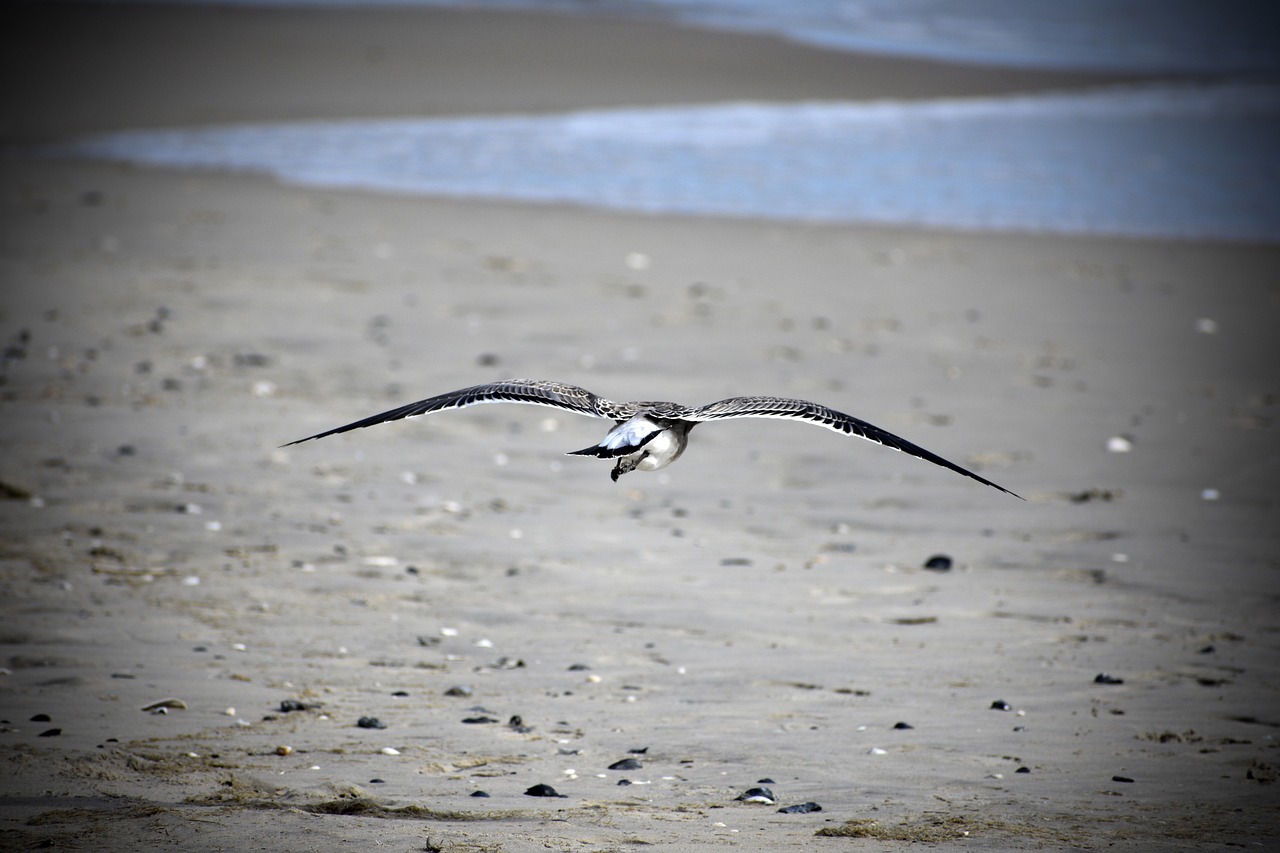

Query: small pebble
[1094,673,1125,685]
[461,716,498,724]
[893,721,914,730]
[391,690,409,697]
[30,714,51,722]
[508,715,532,733]
[868,747,887,755]
[380,747,400,756]
[735,787,776,804]
[369,778,385,784]
[617,779,633,787]
[1106,435,1134,453]
[444,685,473,697]
[991,699,1012,711]
[357,716,387,729]
[279,699,314,713]
[757,777,775,784]
[778,802,823,814]
[38,728,62,737]
[524,783,565,798]
[608,758,642,771]
[470,790,490,798]
[923,554,953,572]
[1112,775,1135,783]
[275,745,293,756]
[1015,766,1031,774]
[234,352,272,367]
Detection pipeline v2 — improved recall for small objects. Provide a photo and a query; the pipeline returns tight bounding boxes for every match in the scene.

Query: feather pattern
[283,378,1020,497]
[281,379,611,445]
[682,395,1017,496]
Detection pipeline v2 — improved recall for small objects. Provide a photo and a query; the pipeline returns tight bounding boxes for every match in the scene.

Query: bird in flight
[283,378,1021,498]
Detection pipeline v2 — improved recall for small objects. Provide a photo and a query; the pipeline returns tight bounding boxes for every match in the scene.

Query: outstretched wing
[282,379,613,447]
[686,396,1022,499]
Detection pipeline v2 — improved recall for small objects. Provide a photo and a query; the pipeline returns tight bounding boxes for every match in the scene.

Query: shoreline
[3,4,1166,142]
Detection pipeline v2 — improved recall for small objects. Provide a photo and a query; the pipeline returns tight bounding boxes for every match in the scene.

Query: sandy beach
[3,5,1279,851]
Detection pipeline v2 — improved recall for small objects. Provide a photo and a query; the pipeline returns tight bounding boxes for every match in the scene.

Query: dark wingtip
[973,473,1023,500]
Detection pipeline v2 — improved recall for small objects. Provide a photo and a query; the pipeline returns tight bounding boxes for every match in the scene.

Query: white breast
[635,427,685,470]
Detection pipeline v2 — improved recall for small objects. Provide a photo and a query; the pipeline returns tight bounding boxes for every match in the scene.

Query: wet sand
[2,6,1278,851]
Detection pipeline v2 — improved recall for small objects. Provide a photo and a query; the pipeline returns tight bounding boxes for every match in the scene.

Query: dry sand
[2,6,1279,852]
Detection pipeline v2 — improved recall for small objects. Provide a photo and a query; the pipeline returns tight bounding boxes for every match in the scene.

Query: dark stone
[924,554,953,571]
[778,802,823,814]
[524,784,565,798]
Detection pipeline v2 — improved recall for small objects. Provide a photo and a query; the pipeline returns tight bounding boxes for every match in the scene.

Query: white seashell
[1106,436,1133,453]
[141,698,187,712]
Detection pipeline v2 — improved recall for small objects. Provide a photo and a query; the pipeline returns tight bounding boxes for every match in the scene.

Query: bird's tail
[568,441,649,460]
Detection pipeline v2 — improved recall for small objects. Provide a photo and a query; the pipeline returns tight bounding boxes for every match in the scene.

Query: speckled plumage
[283,378,1021,496]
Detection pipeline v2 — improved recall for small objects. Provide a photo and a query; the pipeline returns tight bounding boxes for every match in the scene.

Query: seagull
[282,378,1021,498]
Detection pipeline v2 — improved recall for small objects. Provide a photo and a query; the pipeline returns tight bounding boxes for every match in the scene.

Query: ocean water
[58,1,1280,241]
[108,0,1280,74]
